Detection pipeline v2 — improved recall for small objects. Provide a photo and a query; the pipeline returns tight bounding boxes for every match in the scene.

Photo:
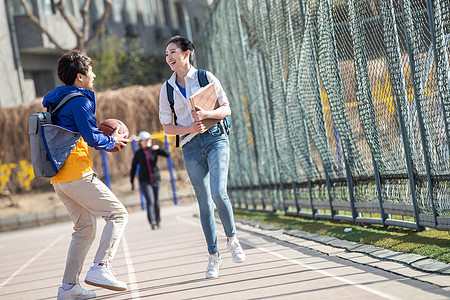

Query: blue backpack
[166,69,231,147]
[29,93,82,178]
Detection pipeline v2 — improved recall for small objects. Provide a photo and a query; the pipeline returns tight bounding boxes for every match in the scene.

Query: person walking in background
[158,36,245,279]
[43,50,130,300]
[130,131,170,229]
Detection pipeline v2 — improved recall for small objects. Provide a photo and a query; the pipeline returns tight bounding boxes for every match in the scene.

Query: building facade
[1,0,212,107]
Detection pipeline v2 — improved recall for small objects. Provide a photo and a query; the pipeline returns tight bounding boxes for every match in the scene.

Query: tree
[19,0,112,52]
[90,34,171,91]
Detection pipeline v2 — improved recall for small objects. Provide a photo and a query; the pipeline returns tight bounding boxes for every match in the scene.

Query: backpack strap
[197,69,224,132]
[48,92,84,115]
[166,82,176,124]
[197,69,231,135]
[166,82,180,147]
[197,69,209,87]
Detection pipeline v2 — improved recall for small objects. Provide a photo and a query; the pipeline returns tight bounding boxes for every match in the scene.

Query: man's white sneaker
[205,255,222,279]
[57,284,96,300]
[85,265,127,291]
[227,238,246,263]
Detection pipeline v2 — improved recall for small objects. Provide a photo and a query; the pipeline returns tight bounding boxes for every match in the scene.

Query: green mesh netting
[202,0,450,229]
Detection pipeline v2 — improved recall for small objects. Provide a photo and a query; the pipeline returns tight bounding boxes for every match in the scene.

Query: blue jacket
[42,85,115,151]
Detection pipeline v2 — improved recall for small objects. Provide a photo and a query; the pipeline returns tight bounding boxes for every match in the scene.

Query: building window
[154,0,166,26]
[40,0,53,15]
[137,0,155,26]
[166,0,179,28]
[65,0,75,16]
[92,0,105,19]
[31,70,54,97]
[11,0,33,16]
[111,0,123,23]
[124,0,138,24]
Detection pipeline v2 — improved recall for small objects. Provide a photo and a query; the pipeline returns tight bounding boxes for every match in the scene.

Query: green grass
[233,209,450,264]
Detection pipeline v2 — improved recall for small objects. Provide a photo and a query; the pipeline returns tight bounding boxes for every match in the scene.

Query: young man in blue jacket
[43,50,129,300]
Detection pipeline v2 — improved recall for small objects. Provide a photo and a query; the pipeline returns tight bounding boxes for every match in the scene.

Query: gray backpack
[29,93,82,178]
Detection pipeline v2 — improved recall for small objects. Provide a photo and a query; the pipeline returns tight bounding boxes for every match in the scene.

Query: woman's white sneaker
[227,238,246,263]
[57,284,96,300]
[205,254,222,279]
[85,265,127,291]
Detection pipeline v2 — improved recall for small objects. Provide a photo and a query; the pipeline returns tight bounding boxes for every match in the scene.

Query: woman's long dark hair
[166,36,195,65]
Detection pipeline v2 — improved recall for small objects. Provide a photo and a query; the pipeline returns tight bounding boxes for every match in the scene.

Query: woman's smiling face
[165,42,190,71]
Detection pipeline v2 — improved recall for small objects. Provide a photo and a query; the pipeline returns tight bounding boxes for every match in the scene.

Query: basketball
[98,119,129,152]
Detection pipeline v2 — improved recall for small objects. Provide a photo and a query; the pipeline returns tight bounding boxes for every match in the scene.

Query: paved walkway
[0,201,449,299]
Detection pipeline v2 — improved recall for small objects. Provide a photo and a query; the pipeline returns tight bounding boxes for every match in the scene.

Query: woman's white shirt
[159,66,229,127]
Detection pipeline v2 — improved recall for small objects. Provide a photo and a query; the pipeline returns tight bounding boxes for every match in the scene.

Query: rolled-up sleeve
[206,71,229,106]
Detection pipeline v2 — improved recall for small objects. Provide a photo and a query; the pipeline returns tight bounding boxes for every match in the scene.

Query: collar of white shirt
[167,66,198,92]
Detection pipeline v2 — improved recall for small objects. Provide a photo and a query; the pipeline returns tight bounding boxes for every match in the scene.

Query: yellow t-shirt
[50,136,93,184]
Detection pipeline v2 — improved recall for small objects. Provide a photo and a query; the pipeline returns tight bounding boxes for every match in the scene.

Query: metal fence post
[393,83,424,231]
[292,181,300,214]
[242,187,248,210]
[343,151,357,222]
[308,179,317,218]
[258,182,265,211]
[250,185,257,210]
[260,52,283,213]
[325,170,336,218]
[298,0,305,29]
[425,0,450,158]
[401,0,438,226]
[247,87,264,211]
[267,183,274,212]
[372,154,387,226]
[236,187,243,209]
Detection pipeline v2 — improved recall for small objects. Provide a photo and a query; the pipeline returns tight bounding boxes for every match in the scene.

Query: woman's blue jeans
[182,125,236,254]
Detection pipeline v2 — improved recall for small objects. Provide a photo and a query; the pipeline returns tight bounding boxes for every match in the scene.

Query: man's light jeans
[182,125,236,254]
[53,173,128,284]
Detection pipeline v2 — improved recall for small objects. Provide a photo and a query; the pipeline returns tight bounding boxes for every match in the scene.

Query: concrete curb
[0,191,197,232]
[283,228,450,275]
[0,195,137,232]
[234,218,450,279]
[0,209,71,232]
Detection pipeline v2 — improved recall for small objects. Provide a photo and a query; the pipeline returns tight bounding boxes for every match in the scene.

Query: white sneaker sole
[205,260,222,279]
[85,279,127,291]
[232,257,245,263]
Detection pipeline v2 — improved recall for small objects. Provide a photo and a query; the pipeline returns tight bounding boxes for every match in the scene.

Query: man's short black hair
[57,50,92,86]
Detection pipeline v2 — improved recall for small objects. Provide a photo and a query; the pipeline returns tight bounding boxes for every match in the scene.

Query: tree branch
[19,0,65,52]
[80,0,91,42]
[86,0,113,48]
[55,0,84,40]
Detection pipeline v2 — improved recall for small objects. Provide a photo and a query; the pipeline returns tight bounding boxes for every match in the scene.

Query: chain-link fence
[202,0,450,231]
